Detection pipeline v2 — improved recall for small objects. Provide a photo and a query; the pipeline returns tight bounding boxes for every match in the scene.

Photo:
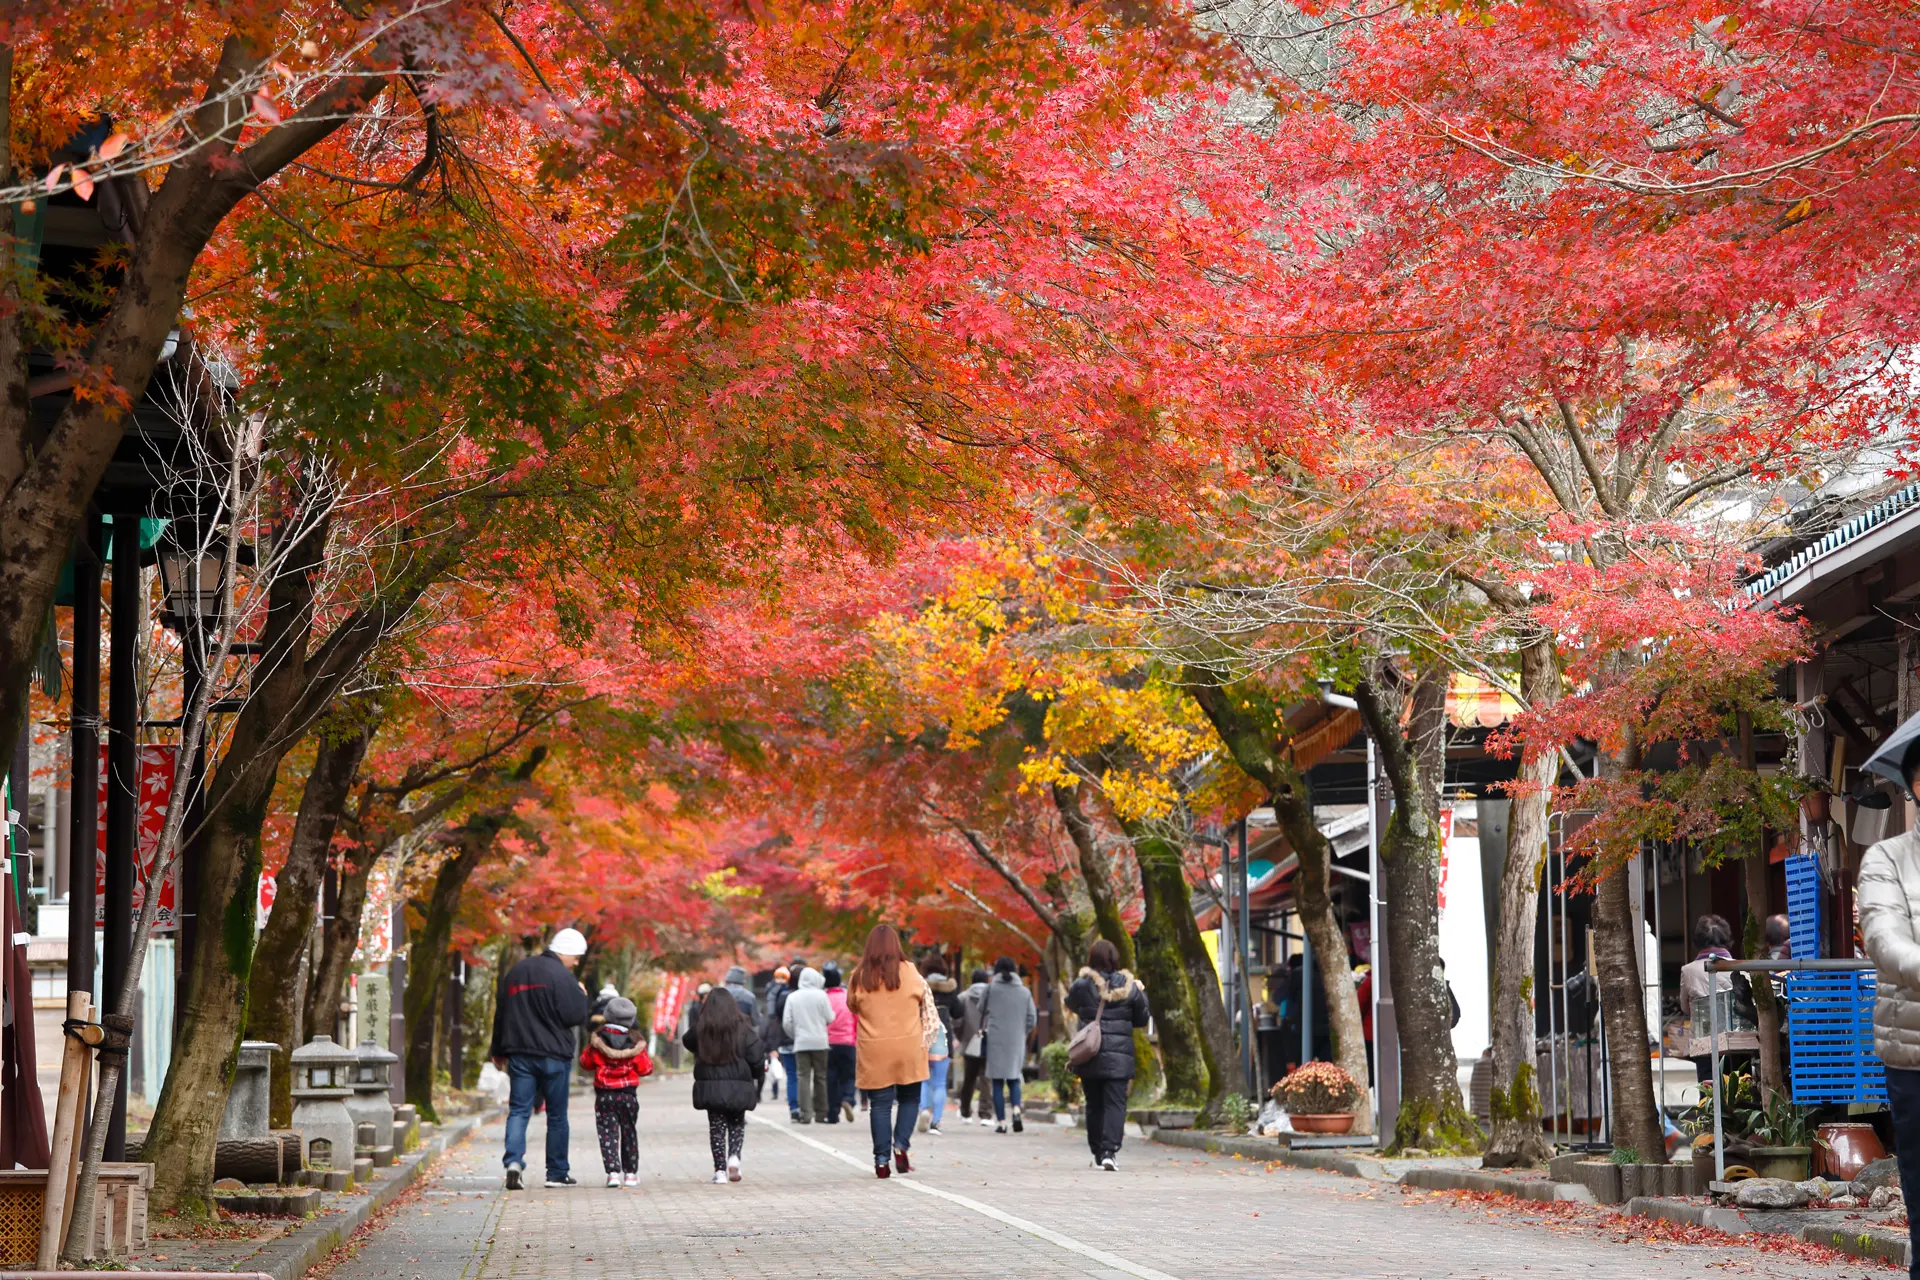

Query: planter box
[0,1164,153,1264]
[1131,1108,1197,1130]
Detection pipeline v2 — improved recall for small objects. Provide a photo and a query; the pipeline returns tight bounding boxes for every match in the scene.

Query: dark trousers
[826,1044,857,1119]
[594,1088,638,1174]
[1083,1076,1130,1160]
[868,1081,922,1164]
[958,1053,986,1116]
[794,1049,829,1121]
[1885,1066,1920,1280]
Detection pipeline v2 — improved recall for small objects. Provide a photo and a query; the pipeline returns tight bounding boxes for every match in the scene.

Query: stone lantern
[348,1039,400,1166]
[290,1035,359,1181]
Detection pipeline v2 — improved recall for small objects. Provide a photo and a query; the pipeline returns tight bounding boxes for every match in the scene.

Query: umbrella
[1862,709,1920,798]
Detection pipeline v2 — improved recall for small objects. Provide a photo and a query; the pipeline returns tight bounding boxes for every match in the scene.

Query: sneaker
[874,1163,891,1179]
[727,1156,742,1183]
[1011,1108,1024,1134]
[1100,1157,1118,1172]
[505,1163,524,1191]
[995,1122,1007,1133]
[547,1174,579,1187]
[622,1173,639,1188]
[712,1170,730,1184]
[797,1115,812,1125]
[980,1117,994,1128]
[843,1101,856,1123]
[789,1111,801,1122]
[917,1110,931,1132]
[893,1148,912,1175]
[927,1125,943,1136]
[606,1173,622,1188]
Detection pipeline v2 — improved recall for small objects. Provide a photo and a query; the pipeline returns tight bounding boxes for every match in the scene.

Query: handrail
[1703,955,1875,1179]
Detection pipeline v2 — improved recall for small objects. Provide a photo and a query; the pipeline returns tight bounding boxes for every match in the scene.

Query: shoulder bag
[1067,982,1104,1067]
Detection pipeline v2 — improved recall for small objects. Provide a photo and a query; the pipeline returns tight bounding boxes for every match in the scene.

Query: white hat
[550,927,588,957]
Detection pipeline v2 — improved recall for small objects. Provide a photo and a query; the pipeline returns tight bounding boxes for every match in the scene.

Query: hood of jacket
[799,968,826,990]
[591,1030,643,1059]
[1078,966,1140,1001]
[965,981,988,1000]
[927,974,956,994]
[723,965,752,988]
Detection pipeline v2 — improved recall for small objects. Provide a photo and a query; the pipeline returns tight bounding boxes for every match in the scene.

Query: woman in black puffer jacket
[1065,938,1151,1171]
[682,990,765,1183]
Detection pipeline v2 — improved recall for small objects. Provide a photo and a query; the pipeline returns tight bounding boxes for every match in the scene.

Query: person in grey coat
[982,957,1036,1133]
[956,968,990,1123]
[1857,761,1920,1280]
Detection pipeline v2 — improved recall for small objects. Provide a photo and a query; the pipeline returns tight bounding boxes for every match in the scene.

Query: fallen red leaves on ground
[1402,1187,1897,1270]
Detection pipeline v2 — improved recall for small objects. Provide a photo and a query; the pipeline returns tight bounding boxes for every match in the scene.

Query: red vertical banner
[96,744,180,931]
[651,974,686,1035]
[1435,805,1456,913]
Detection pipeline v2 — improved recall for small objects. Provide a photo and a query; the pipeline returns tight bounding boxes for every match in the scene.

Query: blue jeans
[779,1050,799,1115]
[990,1075,1022,1122]
[503,1055,573,1179]
[923,1057,950,1127]
[868,1081,921,1164]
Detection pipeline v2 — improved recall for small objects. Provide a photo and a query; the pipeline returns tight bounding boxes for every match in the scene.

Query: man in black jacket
[489,927,593,1189]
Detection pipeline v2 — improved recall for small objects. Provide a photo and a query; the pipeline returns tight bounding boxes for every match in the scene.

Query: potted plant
[1273,1061,1362,1134]
[1740,1093,1818,1182]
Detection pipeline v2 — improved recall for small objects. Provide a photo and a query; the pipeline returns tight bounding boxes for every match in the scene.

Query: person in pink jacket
[823,963,858,1124]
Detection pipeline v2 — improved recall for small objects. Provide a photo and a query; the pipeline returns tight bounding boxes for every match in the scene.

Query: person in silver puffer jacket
[1857,773,1920,1280]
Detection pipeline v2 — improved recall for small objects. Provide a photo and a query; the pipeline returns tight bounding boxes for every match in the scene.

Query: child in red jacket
[580,997,652,1187]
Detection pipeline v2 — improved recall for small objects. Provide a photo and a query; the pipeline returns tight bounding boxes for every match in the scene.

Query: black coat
[681,1023,765,1113]
[488,951,592,1061]
[1065,967,1150,1081]
[767,982,795,1051]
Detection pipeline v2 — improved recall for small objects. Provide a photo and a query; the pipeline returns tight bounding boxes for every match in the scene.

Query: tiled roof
[1748,482,1920,599]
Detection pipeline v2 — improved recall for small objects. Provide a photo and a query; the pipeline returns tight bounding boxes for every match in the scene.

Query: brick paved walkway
[321,1077,1889,1279]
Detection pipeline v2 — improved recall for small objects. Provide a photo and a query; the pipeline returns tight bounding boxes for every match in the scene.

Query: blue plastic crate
[1785,853,1823,960]
[1786,969,1886,1104]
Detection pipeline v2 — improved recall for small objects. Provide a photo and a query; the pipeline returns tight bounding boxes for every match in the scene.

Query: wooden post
[38,992,92,1269]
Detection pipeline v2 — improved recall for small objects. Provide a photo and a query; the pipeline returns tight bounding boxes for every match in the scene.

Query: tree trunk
[1737,711,1786,1099]
[1357,660,1478,1153]
[1185,670,1371,1130]
[1594,727,1664,1164]
[246,714,374,1129]
[1128,825,1212,1106]
[1053,782,1134,970]
[303,840,380,1066]
[1484,636,1558,1167]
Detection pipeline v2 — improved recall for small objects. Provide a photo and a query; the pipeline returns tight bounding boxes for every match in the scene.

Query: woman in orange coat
[846,924,932,1178]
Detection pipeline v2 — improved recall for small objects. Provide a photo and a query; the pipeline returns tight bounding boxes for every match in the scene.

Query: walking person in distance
[920,958,957,1134]
[489,926,593,1190]
[682,984,765,1183]
[823,963,857,1123]
[846,924,934,1178]
[579,996,653,1186]
[782,965,834,1122]
[983,956,1035,1133]
[1066,939,1150,1170]
[956,967,990,1124]
[767,964,800,1116]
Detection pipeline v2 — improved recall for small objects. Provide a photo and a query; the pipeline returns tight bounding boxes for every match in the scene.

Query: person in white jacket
[782,968,835,1123]
[1858,762,1920,1280]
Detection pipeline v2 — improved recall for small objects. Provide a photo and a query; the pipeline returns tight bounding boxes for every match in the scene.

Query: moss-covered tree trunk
[1485,635,1558,1167]
[1053,781,1134,970]
[1129,825,1212,1106]
[246,710,375,1129]
[1356,659,1480,1153]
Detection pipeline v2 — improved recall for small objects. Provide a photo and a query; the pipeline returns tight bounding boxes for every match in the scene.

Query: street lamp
[156,544,226,623]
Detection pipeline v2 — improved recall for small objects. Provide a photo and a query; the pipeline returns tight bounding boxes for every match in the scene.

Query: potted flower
[1273,1062,1362,1134]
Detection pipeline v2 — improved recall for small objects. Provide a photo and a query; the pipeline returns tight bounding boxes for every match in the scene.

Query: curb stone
[1625,1194,1914,1268]
[216,1106,497,1280]
[1401,1166,1596,1203]
[1147,1127,1389,1180]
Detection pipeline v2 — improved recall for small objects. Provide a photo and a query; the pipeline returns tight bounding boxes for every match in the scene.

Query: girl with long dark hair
[682,982,766,1183]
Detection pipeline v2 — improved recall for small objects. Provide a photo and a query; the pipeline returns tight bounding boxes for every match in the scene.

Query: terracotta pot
[1802,791,1831,824]
[1815,1122,1887,1181]
[1290,1113,1356,1134]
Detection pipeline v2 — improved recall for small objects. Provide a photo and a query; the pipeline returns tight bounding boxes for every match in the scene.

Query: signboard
[651,974,687,1035]
[95,744,179,931]
[360,972,391,1048]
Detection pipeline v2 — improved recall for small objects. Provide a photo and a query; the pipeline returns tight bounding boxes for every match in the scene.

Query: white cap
[550,927,588,957]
